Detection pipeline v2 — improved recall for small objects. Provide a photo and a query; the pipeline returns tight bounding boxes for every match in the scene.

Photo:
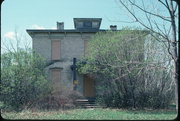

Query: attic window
[92,22,99,28]
[84,21,92,28]
[76,21,83,28]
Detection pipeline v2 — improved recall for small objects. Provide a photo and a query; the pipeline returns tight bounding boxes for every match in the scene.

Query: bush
[0,49,51,111]
[31,86,84,110]
[95,68,174,109]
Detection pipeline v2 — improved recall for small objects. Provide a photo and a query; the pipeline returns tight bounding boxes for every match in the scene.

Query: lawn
[1,108,177,120]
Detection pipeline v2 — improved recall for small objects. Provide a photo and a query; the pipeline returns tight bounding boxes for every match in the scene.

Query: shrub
[0,49,51,111]
[31,86,84,110]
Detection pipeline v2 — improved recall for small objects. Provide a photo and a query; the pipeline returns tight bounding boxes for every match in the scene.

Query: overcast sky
[1,0,172,53]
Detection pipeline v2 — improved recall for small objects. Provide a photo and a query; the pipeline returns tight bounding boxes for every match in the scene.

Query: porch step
[75,98,101,108]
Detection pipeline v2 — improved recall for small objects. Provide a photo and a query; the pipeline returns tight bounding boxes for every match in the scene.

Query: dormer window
[84,21,92,28]
[92,21,99,28]
[74,18,102,30]
[76,21,83,28]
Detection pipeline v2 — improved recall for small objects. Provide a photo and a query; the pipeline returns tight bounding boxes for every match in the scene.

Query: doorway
[83,75,95,98]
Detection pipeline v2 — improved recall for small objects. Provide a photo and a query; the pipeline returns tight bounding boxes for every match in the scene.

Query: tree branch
[128,0,172,22]
[142,0,153,30]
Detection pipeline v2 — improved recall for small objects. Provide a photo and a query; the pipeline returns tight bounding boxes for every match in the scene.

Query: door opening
[83,75,95,98]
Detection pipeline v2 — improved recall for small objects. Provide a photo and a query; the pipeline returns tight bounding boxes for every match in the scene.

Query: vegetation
[0,48,51,111]
[118,0,179,111]
[78,28,175,109]
[32,85,83,110]
[1,108,177,120]
[0,35,83,112]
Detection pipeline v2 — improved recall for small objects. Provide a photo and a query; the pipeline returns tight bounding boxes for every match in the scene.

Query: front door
[84,75,95,98]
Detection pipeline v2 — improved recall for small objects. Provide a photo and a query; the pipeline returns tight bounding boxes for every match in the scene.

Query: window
[51,69,61,89]
[84,21,92,28]
[52,40,60,60]
[76,21,83,28]
[92,21,99,28]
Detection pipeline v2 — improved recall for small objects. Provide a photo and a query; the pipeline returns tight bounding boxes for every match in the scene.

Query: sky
[1,0,131,53]
[1,0,176,53]
[1,0,129,38]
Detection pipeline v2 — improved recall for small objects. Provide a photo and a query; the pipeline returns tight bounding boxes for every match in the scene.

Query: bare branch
[158,0,169,8]
[119,0,171,41]
[163,21,172,37]
[1,40,14,53]
[153,20,168,38]
[105,16,137,23]
[142,0,153,30]
[128,0,172,22]
[165,0,172,16]
[173,2,178,14]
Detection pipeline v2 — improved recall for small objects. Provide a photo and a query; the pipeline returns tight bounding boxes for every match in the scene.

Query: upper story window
[76,21,83,28]
[52,40,61,60]
[84,21,92,28]
[92,21,99,28]
[74,18,102,30]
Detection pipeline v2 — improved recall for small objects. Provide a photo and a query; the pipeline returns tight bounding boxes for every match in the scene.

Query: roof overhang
[26,29,106,37]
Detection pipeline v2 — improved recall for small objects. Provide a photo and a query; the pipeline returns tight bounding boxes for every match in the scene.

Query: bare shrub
[30,86,83,110]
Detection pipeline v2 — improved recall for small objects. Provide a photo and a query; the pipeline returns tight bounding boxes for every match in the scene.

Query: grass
[1,108,178,120]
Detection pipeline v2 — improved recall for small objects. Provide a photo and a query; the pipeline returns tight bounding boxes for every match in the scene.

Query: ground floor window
[51,69,61,90]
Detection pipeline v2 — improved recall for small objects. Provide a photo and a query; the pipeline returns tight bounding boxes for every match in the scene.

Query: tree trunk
[175,61,178,111]
[169,0,178,111]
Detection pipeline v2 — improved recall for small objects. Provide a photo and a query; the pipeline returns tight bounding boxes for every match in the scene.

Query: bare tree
[117,0,178,111]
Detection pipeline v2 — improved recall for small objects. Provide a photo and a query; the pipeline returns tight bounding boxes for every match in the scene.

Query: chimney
[57,22,64,30]
[110,25,117,31]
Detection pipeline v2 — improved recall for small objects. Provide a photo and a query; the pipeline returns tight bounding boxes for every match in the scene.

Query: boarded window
[52,40,60,60]
[51,69,61,90]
